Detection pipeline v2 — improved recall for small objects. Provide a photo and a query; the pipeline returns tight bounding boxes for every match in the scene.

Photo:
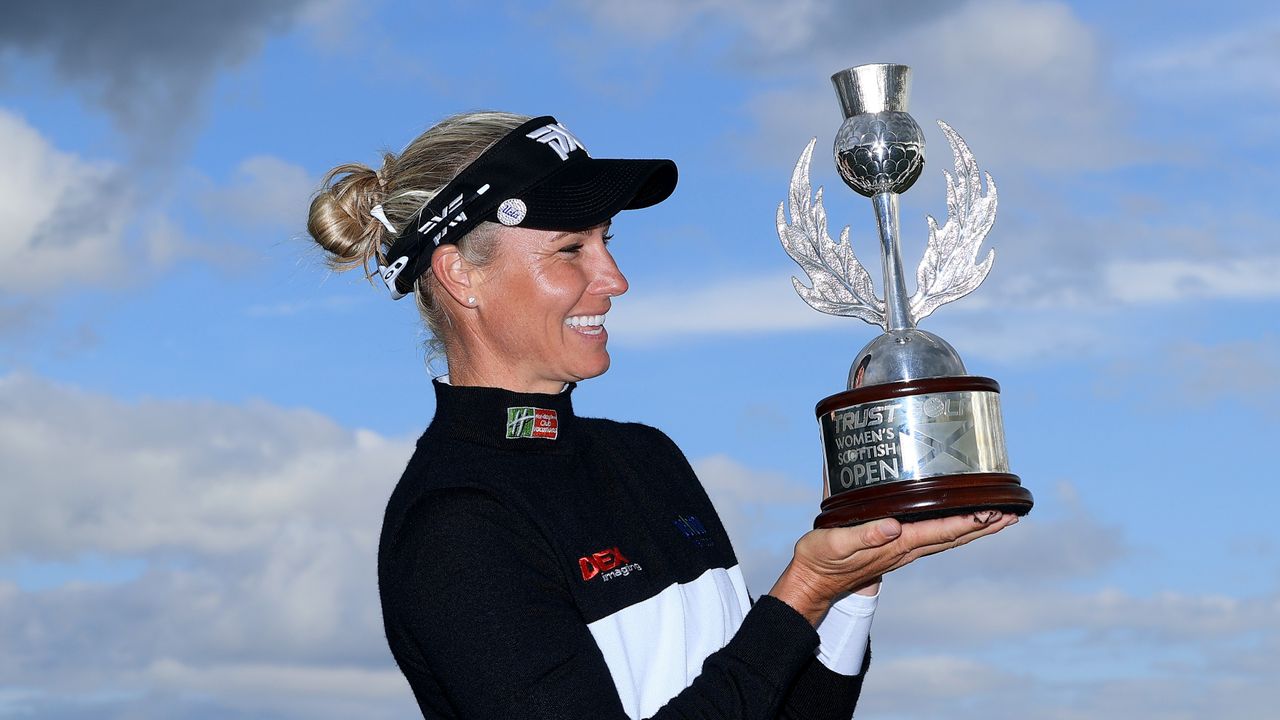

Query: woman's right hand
[768,511,1017,625]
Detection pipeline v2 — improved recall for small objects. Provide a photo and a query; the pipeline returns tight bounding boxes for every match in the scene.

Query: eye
[602,232,614,244]
[559,243,584,255]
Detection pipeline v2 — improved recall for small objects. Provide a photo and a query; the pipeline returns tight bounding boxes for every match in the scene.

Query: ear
[430,244,479,308]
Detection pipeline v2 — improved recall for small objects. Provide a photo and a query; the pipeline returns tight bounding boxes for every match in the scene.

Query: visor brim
[518,158,677,230]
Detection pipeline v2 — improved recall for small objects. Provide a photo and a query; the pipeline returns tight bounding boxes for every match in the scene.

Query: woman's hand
[768,511,1017,625]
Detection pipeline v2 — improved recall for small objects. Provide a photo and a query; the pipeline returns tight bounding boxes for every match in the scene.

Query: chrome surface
[871,192,913,332]
[848,329,966,388]
[818,390,1009,492]
[831,64,911,116]
[833,111,924,198]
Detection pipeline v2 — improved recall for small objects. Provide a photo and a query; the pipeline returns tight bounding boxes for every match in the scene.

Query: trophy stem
[871,191,915,331]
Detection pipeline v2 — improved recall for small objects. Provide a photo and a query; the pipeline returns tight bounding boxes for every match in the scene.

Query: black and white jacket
[378,380,876,719]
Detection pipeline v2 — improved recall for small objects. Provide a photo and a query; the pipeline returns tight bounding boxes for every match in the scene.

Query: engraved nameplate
[819,390,1010,494]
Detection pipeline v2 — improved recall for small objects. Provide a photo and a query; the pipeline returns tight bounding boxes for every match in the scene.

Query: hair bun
[306,158,394,272]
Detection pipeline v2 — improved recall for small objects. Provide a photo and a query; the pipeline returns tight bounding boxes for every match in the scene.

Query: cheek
[530,269,585,315]
[500,273,577,343]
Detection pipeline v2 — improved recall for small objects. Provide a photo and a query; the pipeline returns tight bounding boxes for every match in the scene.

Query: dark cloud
[0,0,317,160]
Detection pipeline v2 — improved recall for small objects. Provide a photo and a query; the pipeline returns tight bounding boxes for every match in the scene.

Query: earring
[467,296,477,306]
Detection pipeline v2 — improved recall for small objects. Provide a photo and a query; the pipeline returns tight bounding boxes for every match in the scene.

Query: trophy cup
[777,63,1034,528]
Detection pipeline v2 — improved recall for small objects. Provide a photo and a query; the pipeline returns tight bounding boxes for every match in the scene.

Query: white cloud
[0,374,404,558]
[1104,335,1280,410]
[1104,256,1280,303]
[202,155,316,230]
[0,373,416,717]
[0,109,140,294]
[609,273,843,342]
[867,654,1019,703]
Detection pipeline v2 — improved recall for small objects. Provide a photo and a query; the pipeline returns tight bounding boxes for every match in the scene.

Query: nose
[591,245,629,298]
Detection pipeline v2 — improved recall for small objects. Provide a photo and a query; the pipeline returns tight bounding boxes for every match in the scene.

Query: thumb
[861,517,902,547]
[830,517,901,557]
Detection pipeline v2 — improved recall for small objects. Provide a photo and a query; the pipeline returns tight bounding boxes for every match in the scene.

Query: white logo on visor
[527,123,585,161]
[379,256,411,300]
[497,199,527,226]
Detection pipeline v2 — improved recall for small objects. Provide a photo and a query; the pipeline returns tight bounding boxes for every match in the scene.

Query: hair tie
[370,204,397,234]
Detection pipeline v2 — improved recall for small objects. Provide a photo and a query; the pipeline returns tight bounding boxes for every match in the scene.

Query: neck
[444,342,569,394]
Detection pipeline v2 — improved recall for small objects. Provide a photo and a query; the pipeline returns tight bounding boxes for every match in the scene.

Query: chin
[572,353,612,382]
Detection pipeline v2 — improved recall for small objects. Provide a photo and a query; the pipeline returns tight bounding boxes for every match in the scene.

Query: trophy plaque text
[777,64,1034,528]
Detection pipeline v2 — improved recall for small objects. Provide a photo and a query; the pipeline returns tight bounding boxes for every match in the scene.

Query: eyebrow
[548,220,612,244]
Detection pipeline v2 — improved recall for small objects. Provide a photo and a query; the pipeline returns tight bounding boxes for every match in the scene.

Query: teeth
[564,314,605,328]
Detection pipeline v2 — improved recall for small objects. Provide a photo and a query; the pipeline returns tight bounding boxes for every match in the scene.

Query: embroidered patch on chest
[578,546,643,582]
[674,514,715,548]
[506,406,558,439]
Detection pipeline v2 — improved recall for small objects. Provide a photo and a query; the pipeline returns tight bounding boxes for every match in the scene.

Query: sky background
[2,1,1278,717]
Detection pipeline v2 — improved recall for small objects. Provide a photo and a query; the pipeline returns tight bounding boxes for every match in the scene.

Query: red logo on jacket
[578,546,638,581]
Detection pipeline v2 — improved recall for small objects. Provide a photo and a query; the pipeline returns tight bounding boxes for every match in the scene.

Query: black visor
[378,115,677,299]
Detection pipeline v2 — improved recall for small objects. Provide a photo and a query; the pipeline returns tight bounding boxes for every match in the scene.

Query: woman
[307,111,1016,719]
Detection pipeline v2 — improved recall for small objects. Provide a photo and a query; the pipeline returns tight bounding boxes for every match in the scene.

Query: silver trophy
[777,64,1033,527]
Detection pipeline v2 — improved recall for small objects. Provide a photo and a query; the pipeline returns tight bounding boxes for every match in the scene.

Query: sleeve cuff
[815,590,878,675]
[723,595,821,689]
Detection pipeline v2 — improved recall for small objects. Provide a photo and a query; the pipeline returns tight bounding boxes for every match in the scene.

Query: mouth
[564,313,606,337]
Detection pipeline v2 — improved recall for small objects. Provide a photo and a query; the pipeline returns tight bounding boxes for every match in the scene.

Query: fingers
[972,509,1002,524]
[901,511,1011,545]
[895,513,1018,567]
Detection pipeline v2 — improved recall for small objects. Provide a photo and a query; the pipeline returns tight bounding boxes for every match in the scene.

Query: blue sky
[2,1,1278,718]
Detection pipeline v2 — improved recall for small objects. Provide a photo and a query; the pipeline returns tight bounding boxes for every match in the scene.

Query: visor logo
[497,198,527,226]
[527,123,585,161]
[378,256,411,298]
[506,406,558,440]
[418,183,491,246]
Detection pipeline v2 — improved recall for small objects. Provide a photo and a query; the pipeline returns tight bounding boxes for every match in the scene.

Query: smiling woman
[304,112,1016,720]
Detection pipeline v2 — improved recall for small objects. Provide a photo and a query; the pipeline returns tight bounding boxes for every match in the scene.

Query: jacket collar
[427,377,578,452]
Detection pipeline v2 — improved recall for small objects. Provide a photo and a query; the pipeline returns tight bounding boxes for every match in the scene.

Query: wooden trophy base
[812,376,1034,529]
[814,472,1033,528]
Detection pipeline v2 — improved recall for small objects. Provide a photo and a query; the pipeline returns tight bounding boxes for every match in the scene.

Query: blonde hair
[306,111,530,358]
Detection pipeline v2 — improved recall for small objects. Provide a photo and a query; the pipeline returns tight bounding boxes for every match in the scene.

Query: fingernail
[878,519,901,538]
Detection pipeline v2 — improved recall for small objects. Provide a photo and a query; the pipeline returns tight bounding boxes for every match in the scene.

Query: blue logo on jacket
[673,514,714,548]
